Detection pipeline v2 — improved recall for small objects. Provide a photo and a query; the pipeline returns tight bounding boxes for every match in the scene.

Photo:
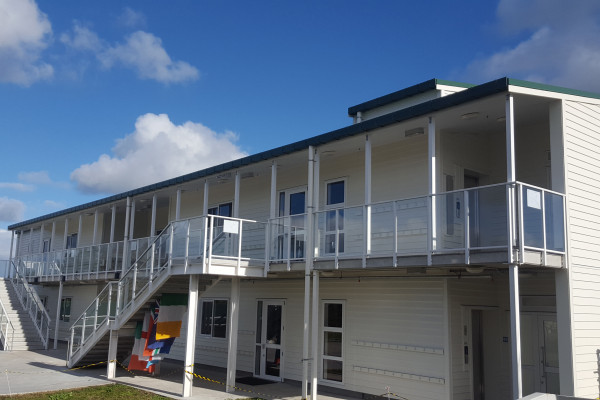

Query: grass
[0,384,168,400]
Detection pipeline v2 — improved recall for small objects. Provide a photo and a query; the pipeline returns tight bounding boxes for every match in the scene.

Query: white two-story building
[4,77,600,400]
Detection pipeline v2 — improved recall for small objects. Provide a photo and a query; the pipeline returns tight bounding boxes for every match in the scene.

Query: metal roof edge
[507,78,600,100]
[8,77,510,231]
[347,78,475,116]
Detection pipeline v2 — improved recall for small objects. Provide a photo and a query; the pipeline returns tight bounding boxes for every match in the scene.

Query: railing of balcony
[292,181,566,267]
[8,261,51,349]
[68,215,266,364]
[269,214,308,267]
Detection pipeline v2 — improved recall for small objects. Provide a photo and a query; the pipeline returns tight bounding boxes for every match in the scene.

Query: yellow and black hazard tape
[184,364,270,400]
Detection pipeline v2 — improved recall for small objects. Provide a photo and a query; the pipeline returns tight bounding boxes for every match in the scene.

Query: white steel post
[107,328,118,379]
[302,148,313,398]
[428,116,436,265]
[226,277,241,393]
[365,134,372,266]
[39,223,45,253]
[182,274,199,397]
[53,280,63,349]
[50,222,56,252]
[311,270,320,400]
[234,172,240,218]
[509,264,522,399]
[110,205,116,243]
[203,180,209,216]
[129,199,136,240]
[8,231,14,278]
[122,197,132,274]
[92,210,99,245]
[176,189,182,220]
[151,194,157,239]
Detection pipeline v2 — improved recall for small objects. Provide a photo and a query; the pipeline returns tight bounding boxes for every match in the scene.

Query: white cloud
[0,0,53,86]
[0,182,34,192]
[463,0,600,91]
[18,170,52,184]
[70,113,247,194]
[99,31,199,83]
[0,197,25,222]
[62,23,199,84]
[117,7,146,28]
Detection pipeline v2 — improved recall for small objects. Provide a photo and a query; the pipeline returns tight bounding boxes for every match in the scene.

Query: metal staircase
[67,215,266,368]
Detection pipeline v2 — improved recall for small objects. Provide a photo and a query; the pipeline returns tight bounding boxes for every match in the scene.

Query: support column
[110,205,116,243]
[92,210,99,245]
[183,275,199,397]
[129,200,136,240]
[509,264,522,399]
[151,194,157,239]
[39,223,45,253]
[29,228,33,253]
[428,116,436,265]
[270,162,277,220]
[63,219,69,250]
[203,180,209,215]
[122,197,132,274]
[8,231,14,278]
[50,222,56,252]
[107,328,119,379]
[54,280,63,349]
[234,172,240,218]
[77,215,82,245]
[310,270,320,400]
[302,148,314,398]
[226,277,241,393]
[176,189,182,220]
[365,135,372,262]
[15,231,21,258]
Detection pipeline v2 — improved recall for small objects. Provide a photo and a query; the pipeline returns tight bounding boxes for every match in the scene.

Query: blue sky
[2,0,600,257]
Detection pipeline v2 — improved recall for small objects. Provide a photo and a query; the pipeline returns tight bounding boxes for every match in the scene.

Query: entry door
[254,300,285,381]
[277,189,306,259]
[521,314,560,396]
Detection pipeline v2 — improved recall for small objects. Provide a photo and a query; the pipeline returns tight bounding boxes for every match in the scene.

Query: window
[208,202,233,227]
[322,301,344,383]
[66,233,78,249]
[42,239,51,253]
[325,180,345,254]
[60,297,72,322]
[200,299,228,338]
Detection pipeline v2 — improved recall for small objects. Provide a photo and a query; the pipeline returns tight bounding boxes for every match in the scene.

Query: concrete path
[0,343,356,400]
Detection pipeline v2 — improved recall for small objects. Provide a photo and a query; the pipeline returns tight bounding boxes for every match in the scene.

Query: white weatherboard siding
[563,99,600,398]
[169,277,448,400]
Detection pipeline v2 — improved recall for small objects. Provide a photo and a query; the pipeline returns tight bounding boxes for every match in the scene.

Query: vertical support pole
[151,194,157,239]
[266,161,277,274]
[313,150,320,258]
[129,199,136,240]
[464,191,470,264]
[39,223,45,253]
[50,222,56,252]
[107,328,118,379]
[92,210,99,246]
[311,270,320,400]
[53,280,63,349]
[183,274,199,397]
[176,189,182,220]
[122,197,131,274]
[203,180,209,216]
[302,148,314,398]
[110,205,116,243]
[8,231,14,278]
[365,135,372,266]
[509,264,522,400]
[234,172,240,218]
[428,116,436,266]
[77,215,83,245]
[270,161,278,220]
[226,277,241,393]
[506,94,517,263]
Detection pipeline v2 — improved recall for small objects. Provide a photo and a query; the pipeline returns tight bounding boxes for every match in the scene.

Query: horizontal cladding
[564,99,600,398]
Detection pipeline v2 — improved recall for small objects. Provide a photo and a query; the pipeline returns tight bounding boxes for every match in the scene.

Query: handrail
[0,296,15,351]
[8,261,51,349]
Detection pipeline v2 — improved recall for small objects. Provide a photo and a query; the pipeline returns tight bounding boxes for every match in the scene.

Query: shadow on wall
[597,349,600,398]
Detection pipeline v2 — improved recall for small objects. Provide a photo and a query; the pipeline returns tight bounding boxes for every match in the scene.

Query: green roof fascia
[507,78,600,100]
[8,78,511,231]
[347,78,475,117]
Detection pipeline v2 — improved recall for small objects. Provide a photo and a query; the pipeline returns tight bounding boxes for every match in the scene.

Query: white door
[254,300,285,381]
[521,314,560,396]
[277,188,306,260]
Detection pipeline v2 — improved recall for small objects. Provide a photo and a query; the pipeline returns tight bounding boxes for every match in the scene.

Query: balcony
[15,182,566,282]
[270,181,566,270]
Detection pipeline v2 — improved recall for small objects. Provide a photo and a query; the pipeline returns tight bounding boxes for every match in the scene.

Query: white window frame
[60,297,72,322]
[324,178,346,255]
[200,298,229,339]
[320,299,345,384]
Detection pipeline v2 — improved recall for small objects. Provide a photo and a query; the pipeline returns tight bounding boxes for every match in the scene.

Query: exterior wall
[562,99,600,398]
[170,277,448,400]
[36,283,102,341]
[516,120,551,189]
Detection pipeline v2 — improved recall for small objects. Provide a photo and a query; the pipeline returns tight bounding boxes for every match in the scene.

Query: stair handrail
[0,296,15,351]
[8,261,51,349]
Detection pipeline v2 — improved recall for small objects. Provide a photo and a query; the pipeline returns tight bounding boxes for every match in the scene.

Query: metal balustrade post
[168,224,175,270]
[184,221,191,269]
[541,190,548,265]
[264,221,270,275]
[81,312,87,345]
[427,195,433,266]
[107,284,113,319]
[94,297,99,331]
[286,218,291,270]
[236,220,243,276]
[335,210,340,269]
[517,184,525,264]
[202,217,209,274]
[149,243,155,283]
[393,202,398,267]
[208,216,214,271]
[69,328,75,359]
[464,191,470,265]
[132,264,138,301]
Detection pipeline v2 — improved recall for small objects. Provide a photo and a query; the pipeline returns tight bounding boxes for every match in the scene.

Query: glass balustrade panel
[435,192,465,250]
[468,185,508,248]
[522,187,544,249]
[545,192,565,252]
[241,221,267,262]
